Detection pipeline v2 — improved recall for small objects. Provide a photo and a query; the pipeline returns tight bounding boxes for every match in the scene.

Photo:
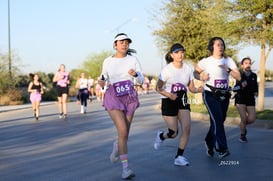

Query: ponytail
[127,48,137,55]
[29,73,34,80]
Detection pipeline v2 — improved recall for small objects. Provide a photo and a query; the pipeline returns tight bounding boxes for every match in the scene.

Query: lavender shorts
[103,85,140,116]
[30,93,42,102]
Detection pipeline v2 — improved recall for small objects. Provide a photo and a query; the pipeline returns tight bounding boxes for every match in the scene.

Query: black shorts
[235,94,256,106]
[161,97,190,116]
[56,86,69,97]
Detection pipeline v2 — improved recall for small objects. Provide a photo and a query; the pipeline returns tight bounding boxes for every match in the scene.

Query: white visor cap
[114,34,132,43]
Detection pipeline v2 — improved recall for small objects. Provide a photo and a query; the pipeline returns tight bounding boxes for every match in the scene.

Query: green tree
[0,51,23,94]
[265,69,273,81]
[15,74,29,87]
[231,0,273,111]
[70,50,113,81]
[0,54,10,94]
[152,0,239,62]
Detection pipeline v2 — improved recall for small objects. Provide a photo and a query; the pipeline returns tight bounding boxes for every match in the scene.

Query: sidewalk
[0,101,56,113]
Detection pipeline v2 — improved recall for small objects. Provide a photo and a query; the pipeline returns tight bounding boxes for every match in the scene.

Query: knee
[167,128,178,138]
[247,116,256,124]
[240,115,247,123]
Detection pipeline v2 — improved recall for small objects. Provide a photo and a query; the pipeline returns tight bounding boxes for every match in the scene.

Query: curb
[154,104,273,129]
[191,112,273,129]
[0,102,56,113]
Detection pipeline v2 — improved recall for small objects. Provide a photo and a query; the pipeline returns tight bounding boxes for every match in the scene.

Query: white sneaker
[109,141,119,163]
[154,130,163,150]
[59,113,63,119]
[174,156,189,166]
[80,106,84,114]
[122,168,135,179]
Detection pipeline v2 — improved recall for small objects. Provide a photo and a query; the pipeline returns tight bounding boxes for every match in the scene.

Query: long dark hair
[29,73,41,82]
[207,36,226,56]
[127,48,137,55]
[29,73,35,80]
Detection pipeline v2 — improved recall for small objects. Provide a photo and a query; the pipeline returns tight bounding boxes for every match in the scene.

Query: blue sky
[0,0,272,76]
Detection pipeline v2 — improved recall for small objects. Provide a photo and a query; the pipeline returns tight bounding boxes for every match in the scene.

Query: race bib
[113,80,134,97]
[214,79,228,89]
[171,83,187,93]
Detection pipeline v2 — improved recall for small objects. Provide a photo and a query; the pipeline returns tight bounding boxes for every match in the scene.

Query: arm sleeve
[133,58,144,85]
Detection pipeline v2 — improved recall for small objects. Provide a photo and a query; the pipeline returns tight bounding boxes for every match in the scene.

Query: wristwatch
[227,68,232,73]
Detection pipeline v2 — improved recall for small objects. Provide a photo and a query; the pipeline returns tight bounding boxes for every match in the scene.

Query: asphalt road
[0,93,273,181]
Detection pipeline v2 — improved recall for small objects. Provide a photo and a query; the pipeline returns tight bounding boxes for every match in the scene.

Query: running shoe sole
[219,150,230,159]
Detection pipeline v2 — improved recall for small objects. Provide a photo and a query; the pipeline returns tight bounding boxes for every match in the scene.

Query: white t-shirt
[101,55,144,85]
[56,71,69,87]
[159,62,194,98]
[197,56,237,91]
[88,78,94,86]
[78,78,88,89]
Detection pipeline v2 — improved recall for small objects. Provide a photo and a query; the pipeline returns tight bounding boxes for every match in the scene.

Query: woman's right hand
[169,93,178,101]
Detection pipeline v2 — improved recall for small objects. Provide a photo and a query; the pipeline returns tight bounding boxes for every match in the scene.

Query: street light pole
[8,0,12,80]
[111,18,137,34]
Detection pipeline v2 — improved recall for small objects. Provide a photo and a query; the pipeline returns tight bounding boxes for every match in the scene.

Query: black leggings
[79,88,89,106]
[203,91,229,151]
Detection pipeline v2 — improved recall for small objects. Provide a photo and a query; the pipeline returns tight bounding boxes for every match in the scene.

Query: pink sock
[120,154,128,169]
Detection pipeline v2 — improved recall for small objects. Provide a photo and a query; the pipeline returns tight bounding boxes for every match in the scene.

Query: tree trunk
[257,45,266,111]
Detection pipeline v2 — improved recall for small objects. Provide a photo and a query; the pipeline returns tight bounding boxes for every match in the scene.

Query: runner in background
[53,64,70,119]
[28,73,44,120]
[75,72,89,114]
[234,57,258,143]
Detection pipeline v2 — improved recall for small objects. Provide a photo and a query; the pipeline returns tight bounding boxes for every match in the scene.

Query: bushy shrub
[42,88,57,101]
[0,89,24,105]
[69,87,78,97]
[7,89,22,101]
